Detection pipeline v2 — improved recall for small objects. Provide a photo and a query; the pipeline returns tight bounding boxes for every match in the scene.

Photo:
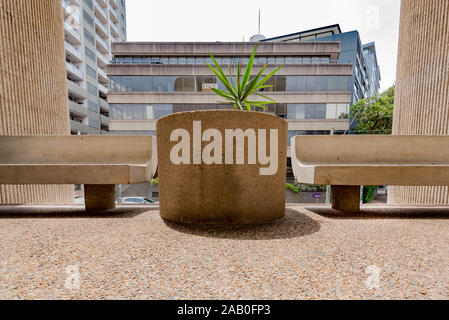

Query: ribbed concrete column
[389,0,449,205]
[0,0,73,204]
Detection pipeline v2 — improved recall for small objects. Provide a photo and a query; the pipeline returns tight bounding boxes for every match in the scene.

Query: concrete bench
[291,135,449,212]
[0,135,157,211]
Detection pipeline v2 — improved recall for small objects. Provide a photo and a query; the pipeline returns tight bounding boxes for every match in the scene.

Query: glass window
[293,56,303,64]
[131,76,143,91]
[275,56,285,65]
[186,57,195,64]
[83,10,94,28]
[195,57,205,64]
[86,64,97,79]
[109,76,121,91]
[85,46,96,62]
[168,57,177,64]
[275,76,286,91]
[336,104,348,118]
[154,104,173,119]
[178,57,186,64]
[256,56,267,64]
[83,29,95,44]
[183,77,195,91]
[88,100,99,112]
[87,82,97,95]
[326,104,337,119]
[286,76,297,91]
[140,76,152,91]
[303,56,312,64]
[267,56,275,64]
[196,76,217,92]
[287,104,296,119]
[285,57,294,64]
[161,57,169,64]
[312,56,321,63]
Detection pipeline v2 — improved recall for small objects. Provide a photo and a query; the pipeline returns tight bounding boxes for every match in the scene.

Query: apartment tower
[63,0,127,134]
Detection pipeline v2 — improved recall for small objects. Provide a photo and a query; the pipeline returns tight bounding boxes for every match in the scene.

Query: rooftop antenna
[250,10,266,42]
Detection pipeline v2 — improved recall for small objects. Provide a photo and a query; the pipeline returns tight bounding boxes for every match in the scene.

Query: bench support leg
[84,184,116,212]
[331,185,360,212]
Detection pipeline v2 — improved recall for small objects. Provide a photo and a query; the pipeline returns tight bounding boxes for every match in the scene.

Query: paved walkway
[0,205,448,299]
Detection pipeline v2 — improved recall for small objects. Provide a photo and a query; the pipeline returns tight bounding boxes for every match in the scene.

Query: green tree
[350,85,395,134]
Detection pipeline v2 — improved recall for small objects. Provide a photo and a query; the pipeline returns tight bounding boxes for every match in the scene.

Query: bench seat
[0,135,157,211]
[291,135,449,212]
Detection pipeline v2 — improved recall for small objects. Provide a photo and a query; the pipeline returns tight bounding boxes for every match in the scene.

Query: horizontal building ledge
[107,92,351,104]
[111,41,341,60]
[109,118,349,132]
[107,63,353,76]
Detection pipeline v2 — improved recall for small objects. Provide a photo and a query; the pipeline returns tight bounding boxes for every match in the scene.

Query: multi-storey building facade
[62,0,127,135]
[107,42,352,142]
[262,25,381,105]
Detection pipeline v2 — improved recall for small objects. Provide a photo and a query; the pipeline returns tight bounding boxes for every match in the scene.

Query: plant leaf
[240,44,257,96]
[242,65,267,100]
[254,65,283,90]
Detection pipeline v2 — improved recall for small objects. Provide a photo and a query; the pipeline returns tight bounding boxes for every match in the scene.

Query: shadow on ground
[163,208,321,240]
[0,205,157,219]
[306,206,449,219]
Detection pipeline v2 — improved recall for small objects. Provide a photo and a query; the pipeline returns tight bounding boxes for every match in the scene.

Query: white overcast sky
[125,0,401,92]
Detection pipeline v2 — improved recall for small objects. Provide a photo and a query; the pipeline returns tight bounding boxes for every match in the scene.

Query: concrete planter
[156,110,287,224]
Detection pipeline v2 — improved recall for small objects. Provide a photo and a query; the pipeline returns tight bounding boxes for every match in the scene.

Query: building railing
[63,21,82,43]
[64,41,82,61]
[98,82,108,94]
[94,17,109,39]
[97,67,108,80]
[96,34,109,51]
[66,61,84,79]
[110,21,119,37]
[96,51,110,66]
[94,0,108,21]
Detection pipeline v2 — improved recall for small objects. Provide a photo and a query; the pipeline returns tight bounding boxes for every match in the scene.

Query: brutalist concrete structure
[389,0,449,205]
[0,0,73,204]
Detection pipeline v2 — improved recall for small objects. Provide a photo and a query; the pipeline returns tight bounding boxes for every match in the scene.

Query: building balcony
[63,21,82,45]
[99,98,109,111]
[100,114,109,126]
[69,100,88,116]
[94,0,108,23]
[109,6,119,24]
[96,0,108,8]
[64,41,83,63]
[110,22,120,38]
[109,0,118,9]
[96,35,109,54]
[70,119,100,134]
[97,51,110,67]
[94,17,109,40]
[66,61,84,81]
[98,82,108,95]
[97,67,108,83]
[67,79,88,99]
[62,0,80,21]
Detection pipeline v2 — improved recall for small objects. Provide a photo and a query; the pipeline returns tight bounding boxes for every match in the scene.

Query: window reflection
[109,75,351,93]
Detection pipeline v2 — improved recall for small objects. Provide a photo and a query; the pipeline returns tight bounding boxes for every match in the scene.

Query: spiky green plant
[207,44,282,111]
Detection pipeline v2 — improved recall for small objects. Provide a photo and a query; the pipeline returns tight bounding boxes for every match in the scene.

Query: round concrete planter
[156,110,287,225]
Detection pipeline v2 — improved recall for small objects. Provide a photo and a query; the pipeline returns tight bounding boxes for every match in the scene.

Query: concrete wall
[389,0,449,204]
[0,0,73,204]
[111,41,341,60]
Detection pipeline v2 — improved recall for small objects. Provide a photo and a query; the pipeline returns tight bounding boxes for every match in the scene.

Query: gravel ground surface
[0,204,448,300]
